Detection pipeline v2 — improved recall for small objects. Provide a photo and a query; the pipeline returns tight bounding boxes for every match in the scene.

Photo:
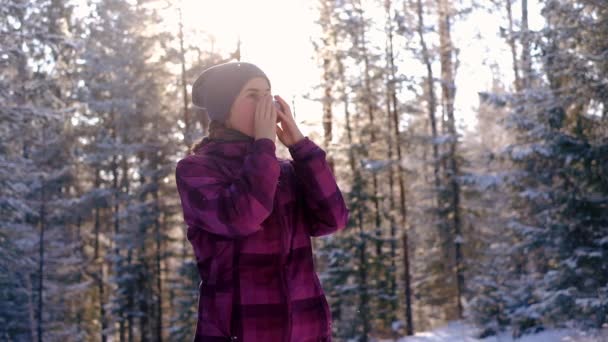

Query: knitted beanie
[191,61,271,122]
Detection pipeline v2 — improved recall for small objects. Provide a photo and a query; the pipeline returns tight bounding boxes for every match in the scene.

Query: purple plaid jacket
[175,136,349,342]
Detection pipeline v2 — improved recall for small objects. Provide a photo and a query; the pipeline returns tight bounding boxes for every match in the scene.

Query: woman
[175,61,350,342]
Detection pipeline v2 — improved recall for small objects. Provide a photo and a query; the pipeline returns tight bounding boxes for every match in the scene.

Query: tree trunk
[178,6,191,152]
[437,0,464,320]
[505,0,522,92]
[37,185,46,342]
[384,0,406,336]
[521,0,532,89]
[355,1,378,339]
[416,0,441,212]
[110,111,125,341]
[94,169,108,342]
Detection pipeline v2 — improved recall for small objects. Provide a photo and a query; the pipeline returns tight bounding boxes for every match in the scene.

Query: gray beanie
[191,61,271,122]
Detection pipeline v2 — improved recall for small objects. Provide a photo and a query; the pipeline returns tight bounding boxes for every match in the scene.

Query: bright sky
[177,0,321,138]
[176,0,545,137]
[75,0,545,138]
[453,0,544,134]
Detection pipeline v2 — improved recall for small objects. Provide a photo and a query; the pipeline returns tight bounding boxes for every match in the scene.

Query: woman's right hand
[254,94,278,144]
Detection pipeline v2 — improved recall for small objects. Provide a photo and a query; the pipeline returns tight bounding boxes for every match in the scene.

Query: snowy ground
[373,321,608,342]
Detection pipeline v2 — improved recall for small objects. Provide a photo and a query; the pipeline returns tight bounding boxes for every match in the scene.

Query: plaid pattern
[175,136,349,342]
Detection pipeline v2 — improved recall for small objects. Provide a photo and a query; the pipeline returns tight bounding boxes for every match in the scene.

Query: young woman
[175,61,350,342]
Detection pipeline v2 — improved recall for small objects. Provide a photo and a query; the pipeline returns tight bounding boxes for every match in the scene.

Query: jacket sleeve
[288,136,350,237]
[175,138,281,239]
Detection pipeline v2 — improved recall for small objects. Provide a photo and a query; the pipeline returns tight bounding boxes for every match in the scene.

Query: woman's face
[225,77,271,137]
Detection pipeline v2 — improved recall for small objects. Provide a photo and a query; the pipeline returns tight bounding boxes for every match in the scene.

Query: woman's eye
[248,92,269,100]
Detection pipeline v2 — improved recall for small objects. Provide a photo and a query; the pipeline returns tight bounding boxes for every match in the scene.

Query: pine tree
[0,0,86,340]
[77,0,174,339]
[503,0,608,331]
[469,0,608,336]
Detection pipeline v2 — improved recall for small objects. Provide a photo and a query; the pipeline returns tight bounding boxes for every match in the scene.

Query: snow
[373,321,607,342]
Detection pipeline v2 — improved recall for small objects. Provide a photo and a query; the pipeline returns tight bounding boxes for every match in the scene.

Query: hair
[188,120,226,155]
[188,138,205,156]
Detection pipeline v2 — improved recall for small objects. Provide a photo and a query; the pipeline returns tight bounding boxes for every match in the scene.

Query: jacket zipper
[276,198,292,342]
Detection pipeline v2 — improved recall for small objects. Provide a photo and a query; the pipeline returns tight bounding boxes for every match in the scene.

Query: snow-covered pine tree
[0,0,88,340]
[76,0,174,339]
[399,0,469,327]
[463,0,539,337]
[476,0,608,336]
[464,66,517,338]
[311,0,404,339]
[504,0,607,331]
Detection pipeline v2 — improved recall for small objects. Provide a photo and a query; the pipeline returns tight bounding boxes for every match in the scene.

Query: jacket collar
[191,120,256,158]
[195,136,255,157]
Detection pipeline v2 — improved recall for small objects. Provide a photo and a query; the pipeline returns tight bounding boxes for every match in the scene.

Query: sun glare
[177,0,322,137]
[180,0,246,52]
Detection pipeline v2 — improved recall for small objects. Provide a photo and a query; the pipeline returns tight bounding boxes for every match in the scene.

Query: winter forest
[2,0,607,341]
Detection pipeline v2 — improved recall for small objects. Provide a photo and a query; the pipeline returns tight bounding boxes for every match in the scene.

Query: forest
[1,0,607,341]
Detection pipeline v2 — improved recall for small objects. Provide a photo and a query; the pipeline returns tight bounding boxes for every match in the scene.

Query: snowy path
[373,321,607,342]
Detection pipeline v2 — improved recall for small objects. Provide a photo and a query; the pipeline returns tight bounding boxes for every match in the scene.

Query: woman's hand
[274,95,304,147]
[254,94,277,144]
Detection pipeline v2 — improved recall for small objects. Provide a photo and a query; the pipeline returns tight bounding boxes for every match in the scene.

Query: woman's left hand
[274,95,305,147]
